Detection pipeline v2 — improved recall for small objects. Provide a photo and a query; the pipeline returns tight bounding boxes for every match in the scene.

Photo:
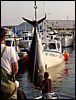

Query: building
[45,20,75,32]
[3,20,75,35]
[16,20,75,33]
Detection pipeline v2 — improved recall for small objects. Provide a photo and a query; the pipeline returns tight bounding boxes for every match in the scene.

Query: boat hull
[44,51,65,81]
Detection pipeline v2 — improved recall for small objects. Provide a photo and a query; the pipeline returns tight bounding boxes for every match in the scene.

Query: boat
[59,32,74,47]
[20,1,65,87]
[19,31,33,50]
[41,38,64,81]
[43,29,57,40]
[5,29,23,54]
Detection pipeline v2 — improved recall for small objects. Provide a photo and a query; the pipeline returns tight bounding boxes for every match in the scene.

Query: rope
[1,46,6,58]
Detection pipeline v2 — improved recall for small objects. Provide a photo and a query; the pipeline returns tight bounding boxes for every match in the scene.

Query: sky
[1,1,75,26]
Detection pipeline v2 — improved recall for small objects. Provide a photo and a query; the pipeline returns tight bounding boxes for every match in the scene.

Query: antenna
[34,1,37,21]
[67,16,68,20]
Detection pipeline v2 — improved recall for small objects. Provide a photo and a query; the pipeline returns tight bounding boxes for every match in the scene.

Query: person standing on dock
[33,72,52,99]
[1,27,19,99]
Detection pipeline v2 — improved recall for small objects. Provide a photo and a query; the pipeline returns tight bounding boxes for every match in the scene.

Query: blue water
[16,46,75,99]
[53,46,75,97]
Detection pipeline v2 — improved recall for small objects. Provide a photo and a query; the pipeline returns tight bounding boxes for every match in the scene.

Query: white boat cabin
[43,38,62,53]
[5,37,22,53]
[20,31,33,49]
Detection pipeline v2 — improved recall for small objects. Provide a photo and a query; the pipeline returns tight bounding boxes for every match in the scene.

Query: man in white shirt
[1,27,19,99]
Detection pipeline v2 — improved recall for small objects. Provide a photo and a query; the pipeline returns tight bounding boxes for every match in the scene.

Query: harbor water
[16,46,75,99]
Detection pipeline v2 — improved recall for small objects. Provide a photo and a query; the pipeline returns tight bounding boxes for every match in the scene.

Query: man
[1,27,19,99]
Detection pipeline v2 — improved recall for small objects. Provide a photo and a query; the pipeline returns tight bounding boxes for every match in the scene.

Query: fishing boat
[20,1,65,87]
[19,31,33,50]
[43,39,64,79]
[60,32,74,47]
[5,30,23,53]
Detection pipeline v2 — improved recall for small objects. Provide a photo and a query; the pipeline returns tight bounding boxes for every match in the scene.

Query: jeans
[42,93,52,99]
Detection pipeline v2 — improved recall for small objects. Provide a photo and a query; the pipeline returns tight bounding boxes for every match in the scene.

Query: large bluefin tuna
[26,28,45,86]
[18,1,46,86]
[22,2,46,86]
